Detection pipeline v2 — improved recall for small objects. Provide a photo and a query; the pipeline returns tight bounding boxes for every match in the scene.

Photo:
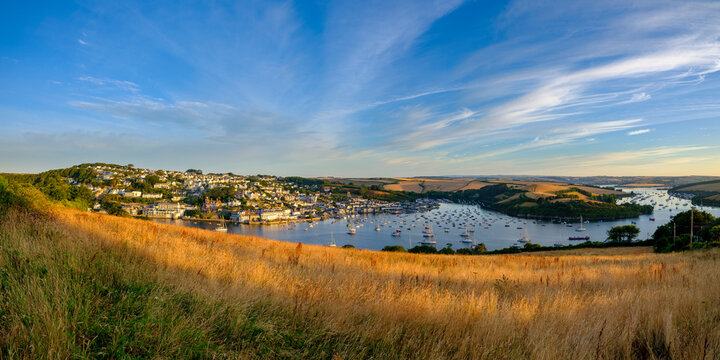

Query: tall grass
[1,182,719,359]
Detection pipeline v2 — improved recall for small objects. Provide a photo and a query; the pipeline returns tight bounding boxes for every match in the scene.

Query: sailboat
[460,225,471,238]
[328,232,337,247]
[422,224,435,237]
[576,215,586,232]
[392,227,402,237]
[420,227,437,245]
[517,228,530,243]
[347,227,357,235]
[214,220,228,232]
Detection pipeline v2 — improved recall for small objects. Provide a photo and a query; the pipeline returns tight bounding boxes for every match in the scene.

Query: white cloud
[77,38,88,46]
[627,128,651,136]
[625,92,651,103]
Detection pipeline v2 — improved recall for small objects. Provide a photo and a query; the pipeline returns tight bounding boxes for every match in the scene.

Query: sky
[1,0,719,177]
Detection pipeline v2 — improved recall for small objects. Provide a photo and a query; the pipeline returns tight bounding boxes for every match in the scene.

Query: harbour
[153,187,720,251]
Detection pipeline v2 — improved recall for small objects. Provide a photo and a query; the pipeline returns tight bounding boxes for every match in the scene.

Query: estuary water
[153,188,720,251]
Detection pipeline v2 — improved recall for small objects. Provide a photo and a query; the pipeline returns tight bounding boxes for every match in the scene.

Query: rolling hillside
[671,179,720,206]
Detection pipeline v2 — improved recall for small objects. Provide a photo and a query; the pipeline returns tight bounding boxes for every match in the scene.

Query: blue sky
[1,0,719,176]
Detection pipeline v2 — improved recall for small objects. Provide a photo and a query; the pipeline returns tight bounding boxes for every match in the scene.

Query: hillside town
[74,164,439,223]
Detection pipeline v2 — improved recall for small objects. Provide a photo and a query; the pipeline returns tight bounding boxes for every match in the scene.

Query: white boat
[214,221,228,232]
[328,232,337,247]
[392,228,402,237]
[460,225,471,238]
[347,228,357,235]
[517,228,530,243]
[576,215,586,232]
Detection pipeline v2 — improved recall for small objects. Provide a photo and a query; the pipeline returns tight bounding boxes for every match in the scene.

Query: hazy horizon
[2,1,720,176]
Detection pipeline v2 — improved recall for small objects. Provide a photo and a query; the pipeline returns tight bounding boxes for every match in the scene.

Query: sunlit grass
[2,184,719,358]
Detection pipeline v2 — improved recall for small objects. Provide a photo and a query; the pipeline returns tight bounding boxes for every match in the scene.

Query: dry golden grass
[383,178,490,193]
[459,181,490,191]
[384,181,424,192]
[3,190,720,359]
[677,182,720,192]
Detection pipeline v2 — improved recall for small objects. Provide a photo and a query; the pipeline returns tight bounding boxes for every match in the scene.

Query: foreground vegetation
[653,209,720,253]
[2,178,720,359]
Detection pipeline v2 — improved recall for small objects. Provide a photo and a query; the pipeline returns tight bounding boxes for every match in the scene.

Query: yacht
[423,225,435,238]
[214,221,228,232]
[576,215,586,232]
[517,228,530,243]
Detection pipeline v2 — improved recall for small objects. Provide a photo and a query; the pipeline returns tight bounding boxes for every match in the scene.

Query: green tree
[438,243,455,255]
[381,245,406,252]
[473,243,488,253]
[607,225,640,242]
[145,175,161,186]
[408,245,438,254]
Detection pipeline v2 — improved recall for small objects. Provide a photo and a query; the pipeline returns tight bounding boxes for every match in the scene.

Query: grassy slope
[2,180,720,359]
[671,179,720,206]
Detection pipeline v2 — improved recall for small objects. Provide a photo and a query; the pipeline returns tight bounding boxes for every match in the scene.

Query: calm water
[153,188,720,251]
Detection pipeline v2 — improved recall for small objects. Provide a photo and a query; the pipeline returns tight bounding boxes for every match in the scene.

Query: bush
[438,247,455,255]
[381,245,405,252]
[408,245,437,254]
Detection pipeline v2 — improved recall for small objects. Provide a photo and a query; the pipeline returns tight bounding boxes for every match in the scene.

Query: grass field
[2,183,720,359]
[383,178,491,193]
[674,181,720,193]
[383,178,623,201]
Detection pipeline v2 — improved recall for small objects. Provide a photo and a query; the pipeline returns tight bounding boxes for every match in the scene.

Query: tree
[408,245,438,254]
[438,244,455,255]
[473,243,488,252]
[145,175,161,186]
[607,225,640,242]
[382,245,406,252]
[708,226,720,244]
[654,210,717,252]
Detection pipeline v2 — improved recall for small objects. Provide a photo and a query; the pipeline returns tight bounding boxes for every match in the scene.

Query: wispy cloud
[627,128,652,136]
[622,92,651,104]
[574,146,711,167]
[78,76,140,93]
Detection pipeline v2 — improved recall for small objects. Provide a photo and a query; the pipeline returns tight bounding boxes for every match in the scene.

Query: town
[73,163,439,224]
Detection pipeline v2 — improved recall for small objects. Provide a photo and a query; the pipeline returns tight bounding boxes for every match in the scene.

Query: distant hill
[671,179,720,207]
[317,177,654,219]
[374,175,720,191]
